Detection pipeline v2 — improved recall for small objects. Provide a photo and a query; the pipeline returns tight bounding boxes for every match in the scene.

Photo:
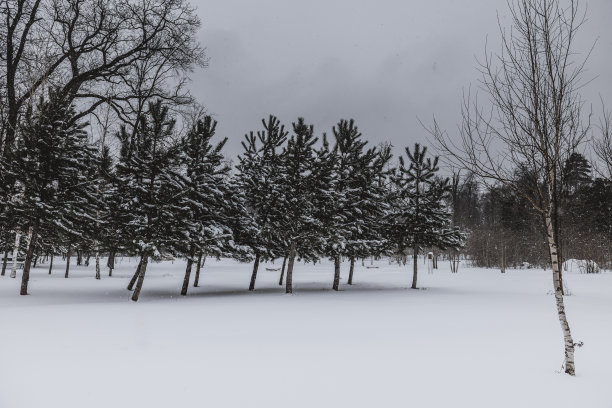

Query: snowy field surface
[1,257,611,408]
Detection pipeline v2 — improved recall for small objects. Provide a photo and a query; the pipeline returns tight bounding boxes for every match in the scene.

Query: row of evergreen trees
[0,92,463,300]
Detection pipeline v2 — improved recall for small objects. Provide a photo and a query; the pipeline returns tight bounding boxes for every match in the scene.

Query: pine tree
[178,116,234,295]
[235,115,287,291]
[115,100,185,301]
[321,119,384,291]
[275,118,324,293]
[388,144,463,289]
[13,89,97,295]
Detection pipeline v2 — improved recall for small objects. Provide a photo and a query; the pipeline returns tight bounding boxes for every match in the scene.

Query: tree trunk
[94,243,101,280]
[1,245,9,276]
[131,254,149,302]
[248,253,260,291]
[450,252,459,273]
[20,222,40,295]
[181,257,194,296]
[10,229,22,278]
[411,246,418,289]
[48,253,54,275]
[285,241,296,294]
[193,252,205,287]
[77,250,82,266]
[85,253,91,267]
[127,257,144,291]
[65,245,72,278]
[278,255,287,286]
[545,213,576,375]
[347,256,355,285]
[332,256,340,291]
[108,251,115,276]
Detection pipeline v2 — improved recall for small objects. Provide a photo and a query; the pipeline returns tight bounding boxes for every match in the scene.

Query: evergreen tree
[321,119,384,291]
[276,118,324,293]
[13,89,97,295]
[178,116,234,295]
[235,115,287,291]
[115,100,185,302]
[387,144,462,289]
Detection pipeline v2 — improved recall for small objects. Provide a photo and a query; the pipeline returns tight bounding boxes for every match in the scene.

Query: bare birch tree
[427,0,590,375]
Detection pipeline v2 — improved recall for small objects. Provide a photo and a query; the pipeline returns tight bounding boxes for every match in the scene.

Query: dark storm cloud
[190,0,612,159]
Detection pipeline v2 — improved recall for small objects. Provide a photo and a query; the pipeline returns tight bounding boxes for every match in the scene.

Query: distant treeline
[450,156,612,271]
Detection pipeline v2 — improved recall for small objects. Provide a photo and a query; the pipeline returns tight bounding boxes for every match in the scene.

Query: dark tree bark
[1,246,9,276]
[77,250,82,266]
[48,253,54,275]
[248,253,260,291]
[181,257,193,296]
[65,245,72,278]
[332,256,341,291]
[411,246,419,289]
[127,257,144,291]
[193,252,205,287]
[131,254,149,302]
[347,256,355,285]
[278,255,287,286]
[108,251,115,276]
[285,241,297,294]
[20,221,39,295]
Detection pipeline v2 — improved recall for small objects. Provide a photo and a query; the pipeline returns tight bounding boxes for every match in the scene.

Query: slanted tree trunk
[347,256,355,285]
[48,253,54,275]
[131,254,149,302]
[285,241,297,294]
[1,246,9,276]
[545,212,576,375]
[332,256,341,291]
[248,253,260,291]
[181,256,194,296]
[85,253,91,267]
[193,252,205,287]
[10,229,22,278]
[65,245,72,278]
[108,251,115,276]
[20,222,40,295]
[411,245,419,289]
[127,257,144,290]
[278,255,287,286]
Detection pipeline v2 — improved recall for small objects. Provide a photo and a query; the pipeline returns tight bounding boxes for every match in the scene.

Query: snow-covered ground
[0,257,610,408]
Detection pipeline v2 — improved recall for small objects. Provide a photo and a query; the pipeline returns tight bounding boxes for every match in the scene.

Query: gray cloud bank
[189,0,612,159]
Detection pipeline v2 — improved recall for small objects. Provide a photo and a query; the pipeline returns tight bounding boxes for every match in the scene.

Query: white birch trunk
[10,229,22,278]
[545,212,577,375]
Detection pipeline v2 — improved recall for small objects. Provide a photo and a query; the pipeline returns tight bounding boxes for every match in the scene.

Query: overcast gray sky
[190,0,612,158]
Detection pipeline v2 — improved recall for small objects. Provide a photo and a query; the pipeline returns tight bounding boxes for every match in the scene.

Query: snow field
[0,257,610,408]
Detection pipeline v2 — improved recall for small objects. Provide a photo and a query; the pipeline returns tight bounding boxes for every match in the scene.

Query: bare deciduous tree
[428,0,590,375]
[0,0,205,156]
[594,107,612,180]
